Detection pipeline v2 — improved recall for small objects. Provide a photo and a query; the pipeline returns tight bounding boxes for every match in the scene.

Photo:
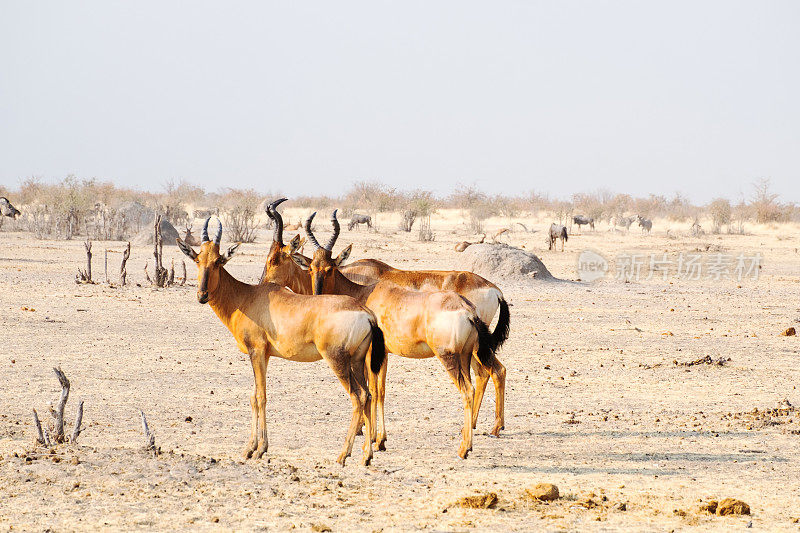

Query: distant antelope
[183,224,200,246]
[572,215,594,232]
[263,199,509,438]
[491,228,509,242]
[177,217,386,466]
[348,213,372,231]
[290,211,497,458]
[637,215,652,234]
[549,223,568,251]
[0,197,21,219]
[455,234,485,252]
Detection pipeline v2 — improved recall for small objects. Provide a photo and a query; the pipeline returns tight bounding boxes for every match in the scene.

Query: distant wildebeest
[0,197,21,219]
[610,216,635,232]
[348,213,372,231]
[455,234,485,252]
[572,215,595,232]
[549,223,568,251]
[637,215,652,234]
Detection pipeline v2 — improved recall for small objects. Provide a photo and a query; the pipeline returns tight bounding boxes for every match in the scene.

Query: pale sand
[1,212,798,531]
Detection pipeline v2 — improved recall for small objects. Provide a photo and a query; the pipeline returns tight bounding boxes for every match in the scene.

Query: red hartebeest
[263,208,496,458]
[177,217,385,466]
[262,199,509,437]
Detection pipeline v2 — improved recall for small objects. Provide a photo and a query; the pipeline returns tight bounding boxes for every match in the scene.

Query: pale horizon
[2,1,799,204]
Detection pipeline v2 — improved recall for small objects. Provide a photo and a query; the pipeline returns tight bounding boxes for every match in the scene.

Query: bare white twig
[140,410,156,453]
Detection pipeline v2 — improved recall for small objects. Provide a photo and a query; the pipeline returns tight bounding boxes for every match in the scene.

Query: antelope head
[176,217,240,304]
[260,198,306,286]
[293,210,351,295]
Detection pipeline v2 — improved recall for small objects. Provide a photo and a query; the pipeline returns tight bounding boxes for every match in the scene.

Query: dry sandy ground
[1,212,799,531]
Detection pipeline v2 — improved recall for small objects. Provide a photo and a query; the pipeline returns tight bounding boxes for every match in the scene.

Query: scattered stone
[781,327,796,337]
[525,483,560,502]
[455,492,498,509]
[311,524,331,532]
[700,500,718,514]
[673,508,687,517]
[716,498,750,516]
[614,502,627,512]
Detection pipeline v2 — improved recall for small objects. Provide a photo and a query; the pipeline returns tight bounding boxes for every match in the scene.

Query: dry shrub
[217,188,262,243]
[708,198,732,233]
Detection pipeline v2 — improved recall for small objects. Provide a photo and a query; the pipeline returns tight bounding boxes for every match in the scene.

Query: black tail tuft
[369,323,387,374]
[562,227,569,241]
[489,298,510,353]
[471,317,495,367]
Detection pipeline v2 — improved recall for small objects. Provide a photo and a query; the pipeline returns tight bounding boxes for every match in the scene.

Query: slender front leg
[252,352,270,460]
[243,383,258,459]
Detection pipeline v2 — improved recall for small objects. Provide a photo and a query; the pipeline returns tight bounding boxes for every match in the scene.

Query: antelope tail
[369,322,387,374]
[489,298,510,352]
[470,316,494,367]
[562,227,569,241]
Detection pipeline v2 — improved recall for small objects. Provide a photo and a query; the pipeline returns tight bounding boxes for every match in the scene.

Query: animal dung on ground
[455,492,498,509]
[700,498,751,516]
[781,327,796,336]
[525,483,560,501]
[456,243,554,282]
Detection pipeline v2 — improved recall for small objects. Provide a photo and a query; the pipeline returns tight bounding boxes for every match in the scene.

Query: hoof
[337,453,347,466]
[377,440,387,452]
[361,454,372,466]
[253,446,268,460]
[458,444,470,459]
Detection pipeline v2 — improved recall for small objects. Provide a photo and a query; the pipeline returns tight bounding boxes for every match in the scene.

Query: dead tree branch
[120,241,131,286]
[52,366,70,443]
[76,239,93,283]
[140,410,157,454]
[72,400,84,444]
[32,409,46,446]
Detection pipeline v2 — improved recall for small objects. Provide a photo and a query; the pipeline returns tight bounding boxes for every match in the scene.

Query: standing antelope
[176,217,385,466]
[263,199,509,438]
[293,211,497,459]
[549,223,568,251]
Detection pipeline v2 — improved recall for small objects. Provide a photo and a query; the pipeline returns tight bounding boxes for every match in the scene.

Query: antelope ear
[334,244,352,266]
[291,253,311,270]
[176,238,198,261]
[219,243,241,265]
[287,234,302,253]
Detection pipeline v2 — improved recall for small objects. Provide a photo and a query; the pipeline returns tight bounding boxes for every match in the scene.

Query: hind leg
[437,351,474,459]
[488,357,506,436]
[325,348,373,467]
[470,355,490,429]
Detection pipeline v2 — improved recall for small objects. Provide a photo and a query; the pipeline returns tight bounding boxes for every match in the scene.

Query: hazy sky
[1,1,798,203]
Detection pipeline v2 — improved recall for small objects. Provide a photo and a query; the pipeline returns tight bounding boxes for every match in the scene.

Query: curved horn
[325,209,340,251]
[268,198,288,244]
[213,217,223,246]
[201,217,211,243]
[305,212,322,250]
